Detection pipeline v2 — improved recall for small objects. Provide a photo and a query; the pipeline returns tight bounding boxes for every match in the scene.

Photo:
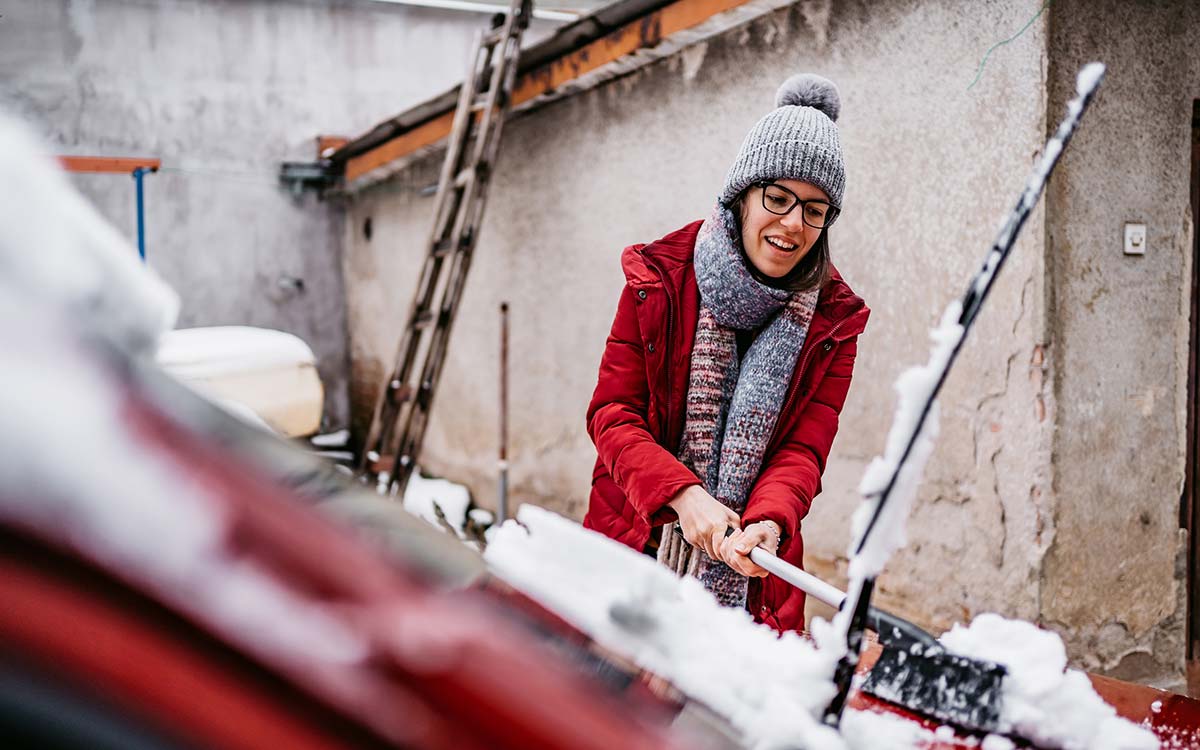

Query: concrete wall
[0,0,556,428]
[1043,0,1200,689]
[345,0,1060,645]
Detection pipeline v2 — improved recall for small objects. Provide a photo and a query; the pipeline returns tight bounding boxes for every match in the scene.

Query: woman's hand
[667,485,741,559]
[718,520,782,577]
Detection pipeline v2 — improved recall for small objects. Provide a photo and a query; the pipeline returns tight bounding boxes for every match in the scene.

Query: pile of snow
[487,504,944,750]
[485,506,1163,750]
[839,709,935,750]
[403,471,473,539]
[941,614,1158,750]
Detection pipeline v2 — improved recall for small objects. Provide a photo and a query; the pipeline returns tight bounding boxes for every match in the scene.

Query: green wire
[967,0,1052,92]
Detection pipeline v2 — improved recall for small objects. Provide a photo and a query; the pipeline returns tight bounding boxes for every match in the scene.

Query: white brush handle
[749,547,846,610]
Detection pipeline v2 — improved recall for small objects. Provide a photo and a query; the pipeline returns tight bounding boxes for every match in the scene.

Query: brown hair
[730,193,831,293]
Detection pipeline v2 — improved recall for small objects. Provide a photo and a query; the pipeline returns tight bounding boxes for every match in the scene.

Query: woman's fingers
[708,524,729,559]
[719,533,753,575]
[736,524,770,553]
[707,508,739,558]
[720,525,771,577]
[672,487,741,557]
[719,528,744,564]
[681,521,713,556]
[670,488,749,559]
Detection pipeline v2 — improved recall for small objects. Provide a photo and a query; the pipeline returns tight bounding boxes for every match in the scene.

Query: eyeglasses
[753,181,840,229]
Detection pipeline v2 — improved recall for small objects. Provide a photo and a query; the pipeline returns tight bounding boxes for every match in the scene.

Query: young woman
[582,74,870,634]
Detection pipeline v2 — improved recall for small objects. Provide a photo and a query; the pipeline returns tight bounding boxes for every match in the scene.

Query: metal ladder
[358,0,532,495]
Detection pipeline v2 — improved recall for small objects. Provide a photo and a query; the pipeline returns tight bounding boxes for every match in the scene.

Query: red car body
[0,317,1196,750]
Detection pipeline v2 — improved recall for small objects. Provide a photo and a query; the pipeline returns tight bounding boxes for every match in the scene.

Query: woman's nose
[779,210,807,233]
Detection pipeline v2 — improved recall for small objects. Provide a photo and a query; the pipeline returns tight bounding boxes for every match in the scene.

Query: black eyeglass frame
[751,181,841,229]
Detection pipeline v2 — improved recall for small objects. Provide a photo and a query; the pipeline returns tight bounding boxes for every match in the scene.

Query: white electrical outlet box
[1124,223,1147,256]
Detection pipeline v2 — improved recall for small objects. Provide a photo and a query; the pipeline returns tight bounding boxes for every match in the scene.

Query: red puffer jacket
[583,220,870,634]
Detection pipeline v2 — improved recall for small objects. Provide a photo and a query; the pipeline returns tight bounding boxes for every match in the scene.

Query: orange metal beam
[346,115,455,181]
[59,156,161,174]
[344,0,752,182]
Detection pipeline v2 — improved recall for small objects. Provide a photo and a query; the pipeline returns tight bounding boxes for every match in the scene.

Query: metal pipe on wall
[498,301,509,521]
[133,167,149,260]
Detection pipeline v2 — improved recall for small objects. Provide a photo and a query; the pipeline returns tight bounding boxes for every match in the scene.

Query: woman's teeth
[766,236,797,251]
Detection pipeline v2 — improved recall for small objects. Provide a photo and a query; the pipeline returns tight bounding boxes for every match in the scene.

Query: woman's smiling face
[739,178,831,279]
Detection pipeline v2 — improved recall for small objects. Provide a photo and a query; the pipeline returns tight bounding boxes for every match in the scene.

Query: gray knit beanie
[720,73,845,209]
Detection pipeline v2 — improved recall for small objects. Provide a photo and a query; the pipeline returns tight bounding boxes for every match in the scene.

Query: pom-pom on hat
[720,73,846,209]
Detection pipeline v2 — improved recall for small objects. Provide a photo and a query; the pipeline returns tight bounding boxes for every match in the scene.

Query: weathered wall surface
[345,0,1057,639]
[0,0,553,428]
[1043,0,1200,689]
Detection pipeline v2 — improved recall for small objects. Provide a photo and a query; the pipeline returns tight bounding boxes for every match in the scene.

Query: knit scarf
[658,203,819,609]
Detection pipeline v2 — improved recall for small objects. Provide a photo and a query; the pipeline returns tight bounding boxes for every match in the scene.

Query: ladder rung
[481,28,505,47]
[432,232,473,257]
[412,306,456,330]
[470,94,493,113]
[366,452,394,474]
[454,168,474,188]
[387,383,413,405]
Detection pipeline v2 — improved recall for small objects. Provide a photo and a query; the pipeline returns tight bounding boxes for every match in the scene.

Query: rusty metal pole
[498,302,509,522]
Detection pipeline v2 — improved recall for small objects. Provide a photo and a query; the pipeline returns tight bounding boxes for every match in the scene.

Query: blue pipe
[133,167,148,261]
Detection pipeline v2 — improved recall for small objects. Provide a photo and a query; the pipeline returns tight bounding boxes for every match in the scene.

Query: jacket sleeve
[742,335,860,542]
[587,283,700,524]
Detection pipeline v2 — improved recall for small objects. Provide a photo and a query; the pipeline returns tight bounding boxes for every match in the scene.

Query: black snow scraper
[812,62,1105,733]
[742,538,1008,734]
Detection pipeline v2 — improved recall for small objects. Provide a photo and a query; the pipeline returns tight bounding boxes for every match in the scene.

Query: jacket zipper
[767,316,855,447]
[643,255,676,448]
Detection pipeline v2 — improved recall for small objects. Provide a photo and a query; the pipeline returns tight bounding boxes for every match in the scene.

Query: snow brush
[822,63,1107,731]
[743,540,1007,734]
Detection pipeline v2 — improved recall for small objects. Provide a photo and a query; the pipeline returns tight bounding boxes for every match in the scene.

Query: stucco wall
[0,0,555,428]
[1043,0,1200,689]
[345,0,1058,642]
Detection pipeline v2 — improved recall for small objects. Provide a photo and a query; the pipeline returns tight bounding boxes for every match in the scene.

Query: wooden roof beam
[343,0,756,184]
